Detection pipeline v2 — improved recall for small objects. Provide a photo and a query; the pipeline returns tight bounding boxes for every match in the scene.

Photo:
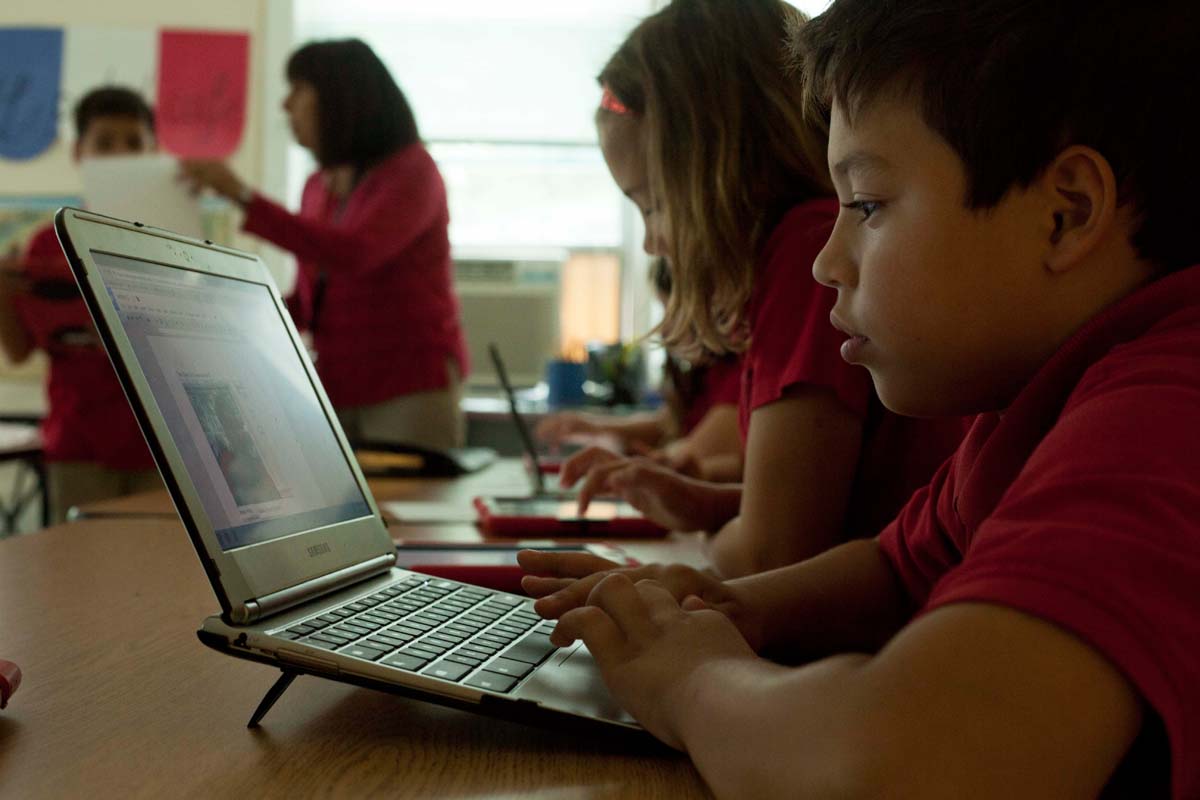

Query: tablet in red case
[473,496,667,538]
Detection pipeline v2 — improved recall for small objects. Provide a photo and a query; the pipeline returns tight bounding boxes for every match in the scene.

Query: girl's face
[282,80,319,152]
[598,114,670,257]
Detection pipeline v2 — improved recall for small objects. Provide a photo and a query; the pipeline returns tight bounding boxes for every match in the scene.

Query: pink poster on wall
[156,30,249,159]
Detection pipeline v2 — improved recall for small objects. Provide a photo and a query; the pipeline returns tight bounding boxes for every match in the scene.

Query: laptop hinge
[232,553,396,624]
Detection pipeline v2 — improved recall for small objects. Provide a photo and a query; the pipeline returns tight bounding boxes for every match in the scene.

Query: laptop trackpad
[515,643,637,726]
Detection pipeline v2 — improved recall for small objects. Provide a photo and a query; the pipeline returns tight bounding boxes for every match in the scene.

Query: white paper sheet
[80,154,204,238]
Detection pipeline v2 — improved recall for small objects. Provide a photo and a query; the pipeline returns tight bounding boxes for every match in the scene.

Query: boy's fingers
[634,579,686,623]
[532,572,607,618]
[517,549,620,578]
[652,563,711,599]
[584,573,654,639]
[519,575,574,597]
[552,605,626,662]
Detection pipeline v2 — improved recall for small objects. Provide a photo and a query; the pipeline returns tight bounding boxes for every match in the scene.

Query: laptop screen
[487,343,545,493]
[91,250,372,551]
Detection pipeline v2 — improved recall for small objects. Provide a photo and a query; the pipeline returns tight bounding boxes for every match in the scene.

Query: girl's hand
[630,439,704,479]
[535,412,601,446]
[572,454,729,533]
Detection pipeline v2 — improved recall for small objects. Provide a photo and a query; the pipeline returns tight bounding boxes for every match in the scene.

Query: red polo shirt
[740,199,966,538]
[243,143,469,408]
[681,355,742,435]
[13,225,153,470]
[880,265,1200,798]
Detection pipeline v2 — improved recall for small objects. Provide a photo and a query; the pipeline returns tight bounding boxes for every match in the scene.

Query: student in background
[181,39,469,451]
[521,0,1200,794]
[0,87,159,523]
[559,0,964,577]
[536,258,744,482]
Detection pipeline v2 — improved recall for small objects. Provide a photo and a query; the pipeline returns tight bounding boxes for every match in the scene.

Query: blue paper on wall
[0,28,64,161]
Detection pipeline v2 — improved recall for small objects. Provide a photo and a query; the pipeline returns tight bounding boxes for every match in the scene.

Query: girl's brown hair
[599,0,832,357]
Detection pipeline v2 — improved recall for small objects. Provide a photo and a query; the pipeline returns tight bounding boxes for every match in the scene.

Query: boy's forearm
[675,652,876,799]
[728,538,912,660]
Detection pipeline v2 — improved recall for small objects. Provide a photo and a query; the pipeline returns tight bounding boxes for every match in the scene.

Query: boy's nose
[813,222,854,290]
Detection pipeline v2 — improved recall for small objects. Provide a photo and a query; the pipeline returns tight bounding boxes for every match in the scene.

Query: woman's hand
[178,160,248,203]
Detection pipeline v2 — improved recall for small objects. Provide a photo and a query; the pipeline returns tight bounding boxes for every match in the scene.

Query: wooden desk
[0,524,708,797]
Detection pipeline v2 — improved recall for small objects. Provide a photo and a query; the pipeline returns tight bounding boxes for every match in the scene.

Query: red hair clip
[600,85,632,116]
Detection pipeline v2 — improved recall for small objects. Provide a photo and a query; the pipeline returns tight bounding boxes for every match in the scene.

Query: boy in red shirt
[0,87,159,523]
[519,0,1200,796]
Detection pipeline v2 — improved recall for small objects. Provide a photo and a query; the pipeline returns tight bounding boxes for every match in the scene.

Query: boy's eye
[842,200,882,222]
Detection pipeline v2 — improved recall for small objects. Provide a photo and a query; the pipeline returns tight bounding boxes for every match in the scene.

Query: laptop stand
[247,669,298,728]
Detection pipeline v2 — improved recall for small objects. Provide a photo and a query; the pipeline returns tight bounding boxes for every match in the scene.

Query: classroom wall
[0,0,286,197]
[0,0,294,399]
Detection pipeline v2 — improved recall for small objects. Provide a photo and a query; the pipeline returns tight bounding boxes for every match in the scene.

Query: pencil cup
[545,359,587,407]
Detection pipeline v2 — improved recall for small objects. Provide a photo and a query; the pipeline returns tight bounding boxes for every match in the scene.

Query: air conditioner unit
[454,250,566,388]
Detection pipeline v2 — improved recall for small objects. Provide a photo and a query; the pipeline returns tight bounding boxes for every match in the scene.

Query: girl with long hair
[560,0,965,577]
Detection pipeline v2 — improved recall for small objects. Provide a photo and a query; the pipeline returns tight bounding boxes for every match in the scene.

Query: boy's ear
[1042,145,1118,274]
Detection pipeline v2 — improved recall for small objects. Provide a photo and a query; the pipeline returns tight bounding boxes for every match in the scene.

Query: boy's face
[74,115,155,160]
[814,94,1059,417]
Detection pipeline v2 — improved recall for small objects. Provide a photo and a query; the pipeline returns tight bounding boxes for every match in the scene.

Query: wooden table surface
[0,461,710,798]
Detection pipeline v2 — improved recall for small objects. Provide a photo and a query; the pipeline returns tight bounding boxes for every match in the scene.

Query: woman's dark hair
[796,0,1200,273]
[74,86,154,138]
[286,38,419,170]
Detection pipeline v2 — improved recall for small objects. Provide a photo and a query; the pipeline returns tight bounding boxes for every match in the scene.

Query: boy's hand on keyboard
[549,572,759,750]
[518,551,765,651]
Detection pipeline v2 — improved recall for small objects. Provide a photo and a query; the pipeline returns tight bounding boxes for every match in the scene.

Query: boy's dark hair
[286,38,419,171]
[73,86,154,139]
[795,0,1200,273]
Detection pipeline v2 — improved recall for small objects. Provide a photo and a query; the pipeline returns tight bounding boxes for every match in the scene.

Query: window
[291,0,656,384]
[288,0,833,385]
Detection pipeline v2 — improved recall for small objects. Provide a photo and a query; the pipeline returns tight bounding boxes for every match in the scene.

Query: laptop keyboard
[273,576,559,694]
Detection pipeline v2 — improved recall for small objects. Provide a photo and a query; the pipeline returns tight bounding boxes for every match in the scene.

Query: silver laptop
[54,208,634,731]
